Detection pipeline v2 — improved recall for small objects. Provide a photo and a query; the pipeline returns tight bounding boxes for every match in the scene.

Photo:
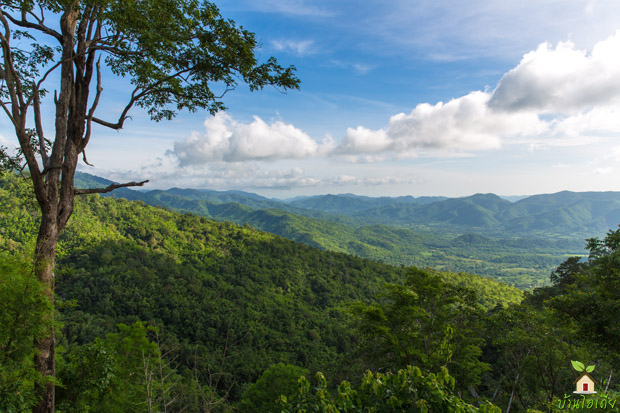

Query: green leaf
[571,360,585,372]
[586,365,595,373]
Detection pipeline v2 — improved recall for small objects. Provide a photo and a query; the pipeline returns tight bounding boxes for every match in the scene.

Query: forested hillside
[2,172,620,411]
[292,191,620,236]
[2,172,527,411]
[75,173,587,288]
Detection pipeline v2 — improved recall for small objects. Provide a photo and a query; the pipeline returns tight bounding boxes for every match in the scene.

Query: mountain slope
[73,173,590,288]
[0,172,524,401]
[75,172,620,237]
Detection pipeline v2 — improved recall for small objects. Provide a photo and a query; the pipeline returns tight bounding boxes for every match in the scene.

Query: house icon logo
[572,360,597,394]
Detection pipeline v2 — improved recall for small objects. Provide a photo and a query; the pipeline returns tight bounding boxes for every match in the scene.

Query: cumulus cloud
[336,31,620,158]
[489,30,620,112]
[171,31,620,167]
[171,113,331,165]
[336,91,545,155]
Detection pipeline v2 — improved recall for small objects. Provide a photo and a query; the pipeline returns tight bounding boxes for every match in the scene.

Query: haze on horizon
[3,0,620,198]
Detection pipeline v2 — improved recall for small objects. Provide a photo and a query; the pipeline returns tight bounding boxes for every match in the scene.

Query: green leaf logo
[586,365,595,373]
[571,360,585,372]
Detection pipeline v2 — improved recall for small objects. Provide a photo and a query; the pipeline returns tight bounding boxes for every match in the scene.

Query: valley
[75,172,608,288]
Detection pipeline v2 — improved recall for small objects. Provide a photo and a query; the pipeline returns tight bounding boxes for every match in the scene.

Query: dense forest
[76,173,589,289]
[1,171,620,412]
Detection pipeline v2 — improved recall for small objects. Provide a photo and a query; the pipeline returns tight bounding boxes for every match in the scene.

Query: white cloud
[271,39,316,56]
[607,146,620,162]
[171,28,620,167]
[333,175,416,186]
[551,106,620,139]
[171,113,331,165]
[0,134,16,148]
[339,126,391,153]
[594,167,613,175]
[337,91,545,155]
[353,64,372,74]
[489,31,620,112]
[103,157,416,191]
[336,31,620,158]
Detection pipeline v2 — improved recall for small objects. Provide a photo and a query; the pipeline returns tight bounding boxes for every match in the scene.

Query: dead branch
[81,150,94,166]
[74,179,149,195]
[4,11,62,43]
[33,90,49,168]
[80,57,102,152]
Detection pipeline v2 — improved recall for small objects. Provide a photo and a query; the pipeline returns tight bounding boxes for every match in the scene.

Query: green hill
[74,173,587,288]
[0,172,524,403]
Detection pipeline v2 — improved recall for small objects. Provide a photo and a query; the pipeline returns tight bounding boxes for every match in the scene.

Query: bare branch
[81,150,94,166]
[74,179,149,195]
[4,11,62,43]
[0,95,15,124]
[92,67,194,130]
[0,11,25,113]
[80,57,102,152]
[0,11,42,180]
[33,89,49,168]
[26,9,44,26]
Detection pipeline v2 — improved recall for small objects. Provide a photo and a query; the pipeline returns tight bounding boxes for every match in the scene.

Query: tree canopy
[0,1,299,411]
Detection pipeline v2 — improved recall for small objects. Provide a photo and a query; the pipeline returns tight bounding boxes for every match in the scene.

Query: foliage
[279,366,501,412]
[538,226,620,360]
[239,363,310,412]
[349,268,489,396]
[1,0,300,407]
[0,252,53,412]
[2,173,619,411]
[0,172,523,406]
[57,322,183,413]
[78,172,585,289]
[482,304,588,411]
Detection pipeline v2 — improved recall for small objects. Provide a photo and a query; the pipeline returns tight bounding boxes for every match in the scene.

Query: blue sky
[4,0,620,197]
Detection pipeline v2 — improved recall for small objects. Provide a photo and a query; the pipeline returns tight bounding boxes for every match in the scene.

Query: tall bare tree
[0,1,299,411]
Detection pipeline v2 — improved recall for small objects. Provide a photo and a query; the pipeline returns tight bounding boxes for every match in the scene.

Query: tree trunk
[33,209,60,413]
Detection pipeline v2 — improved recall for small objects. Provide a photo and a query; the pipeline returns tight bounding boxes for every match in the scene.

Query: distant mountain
[75,173,620,238]
[288,193,447,214]
[73,172,115,188]
[75,172,356,224]
[350,192,620,236]
[73,173,600,287]
[355,193,509,228]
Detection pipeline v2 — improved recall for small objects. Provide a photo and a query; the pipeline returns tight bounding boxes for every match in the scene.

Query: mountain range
[77,172,620,237]
[75,172,620,287]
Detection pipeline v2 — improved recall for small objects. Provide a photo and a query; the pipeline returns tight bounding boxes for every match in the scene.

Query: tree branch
[91,67,194,130]
[33,89,49,168]
[4,11,62,43]
[74,179,149,195]
[79,57,102,152]
[81,149,94,167]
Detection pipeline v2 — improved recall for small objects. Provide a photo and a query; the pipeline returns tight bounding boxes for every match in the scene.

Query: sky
[3,0,620,198]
